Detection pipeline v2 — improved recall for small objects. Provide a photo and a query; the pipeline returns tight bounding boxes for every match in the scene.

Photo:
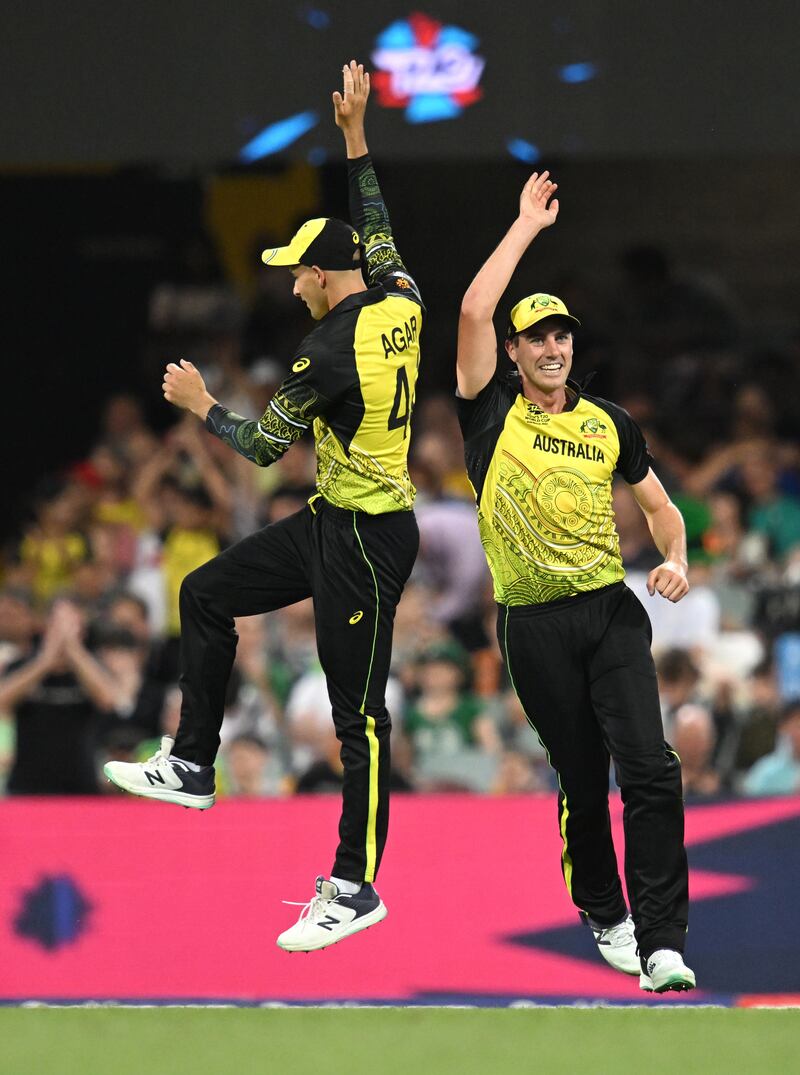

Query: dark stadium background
[4,0,799,539]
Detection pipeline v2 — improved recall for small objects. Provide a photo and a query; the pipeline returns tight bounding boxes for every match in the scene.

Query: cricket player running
[456,170,695,993]
[105,62,423,952]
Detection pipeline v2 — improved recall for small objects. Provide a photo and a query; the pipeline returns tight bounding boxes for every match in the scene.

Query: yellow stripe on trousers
[353,515,380,883]
[504,609,574,897]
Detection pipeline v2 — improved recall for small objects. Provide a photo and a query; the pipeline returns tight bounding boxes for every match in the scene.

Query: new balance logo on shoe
[582,911,640,976]
[103,736,215,810]
[277,876,388,952]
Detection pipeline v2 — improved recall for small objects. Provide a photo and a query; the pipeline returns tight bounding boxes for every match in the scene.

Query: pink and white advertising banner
[2,795,799,1006]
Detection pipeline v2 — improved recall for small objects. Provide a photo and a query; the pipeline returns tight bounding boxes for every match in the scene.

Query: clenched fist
[162,359,217,419]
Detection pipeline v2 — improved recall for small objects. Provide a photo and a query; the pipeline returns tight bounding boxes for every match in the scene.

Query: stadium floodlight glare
[558,62,598,84]
[239,111,319,162]
[507,138,541,163]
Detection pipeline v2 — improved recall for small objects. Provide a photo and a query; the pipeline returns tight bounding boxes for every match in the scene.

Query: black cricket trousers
[498,582,689,961]
[173,499,419,884]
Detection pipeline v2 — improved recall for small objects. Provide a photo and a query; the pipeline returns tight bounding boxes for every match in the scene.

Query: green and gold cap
[261,217,361,271]
[506,292,581,339]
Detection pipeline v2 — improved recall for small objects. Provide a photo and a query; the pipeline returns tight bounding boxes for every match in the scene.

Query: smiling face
[291,265,330,320]
[505,315,574,406]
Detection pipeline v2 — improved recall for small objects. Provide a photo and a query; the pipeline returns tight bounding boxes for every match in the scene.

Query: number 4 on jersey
[388,365,411,438]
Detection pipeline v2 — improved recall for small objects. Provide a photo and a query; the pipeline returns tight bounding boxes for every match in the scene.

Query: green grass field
[1,1009,798,1075]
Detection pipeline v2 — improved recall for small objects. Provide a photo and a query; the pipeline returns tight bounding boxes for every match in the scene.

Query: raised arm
[457,172,559,399]
[334,60,417,292]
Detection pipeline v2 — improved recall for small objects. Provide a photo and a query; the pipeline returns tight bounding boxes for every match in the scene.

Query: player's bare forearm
[646,501,688,569]
[644,502,689,602]
[458,173,558,397]
[630,469,689,601]
[461,218,543,321]
[343,127,368,159]
[461,172,559,321]
[458,221,541,396]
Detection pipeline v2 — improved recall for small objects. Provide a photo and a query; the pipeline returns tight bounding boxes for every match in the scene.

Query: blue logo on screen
[372,12,484,124]
[240,111,319,162]
[14,875,92,951]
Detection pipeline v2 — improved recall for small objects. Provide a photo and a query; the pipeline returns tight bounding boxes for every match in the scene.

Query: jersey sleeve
[205,335,353,467]
[348,153,421,301]
[592,397,653,484]
[455,373,515,441]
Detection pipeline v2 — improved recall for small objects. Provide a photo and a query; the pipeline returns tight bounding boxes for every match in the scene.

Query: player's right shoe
[103,735,215,809]
[582,912,641,975]
[639,949,696,993]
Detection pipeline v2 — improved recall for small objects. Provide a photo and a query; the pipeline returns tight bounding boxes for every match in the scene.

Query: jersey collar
[325,285,385,320]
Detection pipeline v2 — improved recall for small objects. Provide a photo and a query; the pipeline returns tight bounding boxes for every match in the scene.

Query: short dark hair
[656,648,699,684]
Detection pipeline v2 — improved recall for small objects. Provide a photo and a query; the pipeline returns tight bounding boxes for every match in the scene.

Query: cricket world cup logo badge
[371,12,485,124]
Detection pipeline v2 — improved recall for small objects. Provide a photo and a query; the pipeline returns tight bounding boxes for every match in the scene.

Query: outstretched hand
[333,59,370,132]
[519,171,559,229]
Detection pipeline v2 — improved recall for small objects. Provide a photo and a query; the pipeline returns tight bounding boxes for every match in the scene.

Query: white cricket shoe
[103,735,215,809]
[584,912,641,975]
[640,949,696,993]
[277,876,387,952]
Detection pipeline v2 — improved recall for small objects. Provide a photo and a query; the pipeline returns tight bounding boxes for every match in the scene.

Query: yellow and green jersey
[206,154,422,514]
[457,375,652,606]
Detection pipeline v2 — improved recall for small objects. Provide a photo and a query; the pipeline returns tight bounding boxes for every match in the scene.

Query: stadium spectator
[92,623,166,748]
[17,478,88,604]
[405,642,500,792]
[0,600,111,794]
[0,587,40,672]
[222,733,291,797]
[656,649,709,737]
[740,446,800,559]
[222,615,286,759]
[741,702,800,796]
[671,705,721,798]
[414,495,489,651]
[732,659,782,774]
[285,660,405,776]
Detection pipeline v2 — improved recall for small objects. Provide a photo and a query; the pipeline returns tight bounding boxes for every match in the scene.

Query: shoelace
[144,747,172,771]
[282,894,344,925]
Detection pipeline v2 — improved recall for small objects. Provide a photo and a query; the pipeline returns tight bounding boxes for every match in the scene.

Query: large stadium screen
[3,0,798,165]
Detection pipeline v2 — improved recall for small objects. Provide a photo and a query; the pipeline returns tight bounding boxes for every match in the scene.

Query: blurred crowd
[2,240,800,801]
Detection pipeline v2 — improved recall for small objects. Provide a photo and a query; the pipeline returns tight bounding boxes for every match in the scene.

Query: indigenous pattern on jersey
[206,154,423,514]
[457,375,651,605]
